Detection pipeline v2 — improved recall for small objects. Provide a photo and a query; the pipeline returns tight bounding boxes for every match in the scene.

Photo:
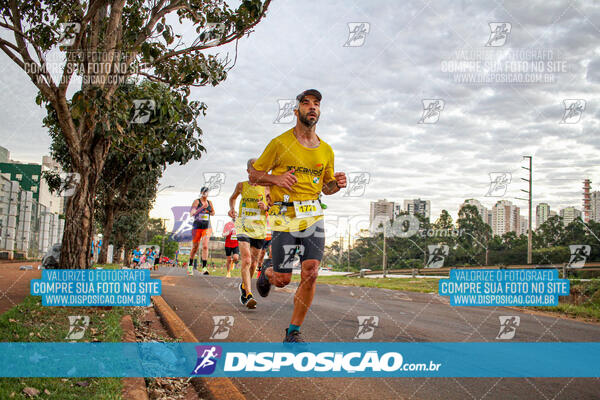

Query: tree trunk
[123,245,132,267]
[113,245,123,264]
[59,165,99,269]
[98,204,116,264]
[59,138,110,269]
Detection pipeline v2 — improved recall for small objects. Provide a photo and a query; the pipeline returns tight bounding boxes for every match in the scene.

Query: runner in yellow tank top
[228,160,269,309]
[235,181,267,239]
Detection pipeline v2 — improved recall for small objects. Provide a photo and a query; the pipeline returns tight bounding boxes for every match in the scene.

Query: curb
[120,314,149,400]
[152,295,246,400]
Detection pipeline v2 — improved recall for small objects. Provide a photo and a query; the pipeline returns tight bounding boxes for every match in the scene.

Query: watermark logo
[485,172,511,197]
[426,245,449,268]
[418,99,444,124]
[391,214,421,238]
[210,316,234,340]
[274,99,296,124]
[344,22,370,47]
[170,206,193,242]
[559,99,586,124]
[192,345,222,375]
[496,316,520,339]
[131,99,155,124]
[355,316,379,339]
[192,22,226,47]
[566,244,590,268]
[485,22,511,47]
[58,22,80,46]
[58,172,80,197]
[369,216,391,235]
[203,172,226,196]
[344,172,371,197]
[65,315,89,340]
[282,245,304,270]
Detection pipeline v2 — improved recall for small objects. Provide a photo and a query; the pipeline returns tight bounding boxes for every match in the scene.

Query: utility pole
[159,217,168,263]
[519,156,533,264]
[347,228,351,272]
[339,235,343,265]
[383,224,387,278]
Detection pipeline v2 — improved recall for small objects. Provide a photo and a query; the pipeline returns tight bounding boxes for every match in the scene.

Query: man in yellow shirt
[228,159,269,309]
[249,89,347,342]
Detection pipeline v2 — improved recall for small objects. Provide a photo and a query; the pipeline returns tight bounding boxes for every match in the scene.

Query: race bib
[241,207,261,220]
[294,200,323,218]
[200,214,209,221]
[230,235,237,240]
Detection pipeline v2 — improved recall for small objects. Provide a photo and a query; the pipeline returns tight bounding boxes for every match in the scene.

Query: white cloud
[1,0,599,233]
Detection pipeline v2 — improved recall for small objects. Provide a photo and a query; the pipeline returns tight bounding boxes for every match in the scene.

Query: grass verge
[0,296,125,399]
[532,279,600,322]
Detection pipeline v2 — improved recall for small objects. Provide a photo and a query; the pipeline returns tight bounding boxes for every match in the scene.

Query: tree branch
[153,0,272,64]
[8,0,57,96]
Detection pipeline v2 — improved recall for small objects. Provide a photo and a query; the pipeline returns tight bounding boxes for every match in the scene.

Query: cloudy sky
[1,0,599,241]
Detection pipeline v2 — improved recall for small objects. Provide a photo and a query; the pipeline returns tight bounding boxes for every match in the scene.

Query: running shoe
[202,267,209,275]
[256,267,272,297]
[245,294,257,309]
[283,328,304,343]
[239,283,247,305]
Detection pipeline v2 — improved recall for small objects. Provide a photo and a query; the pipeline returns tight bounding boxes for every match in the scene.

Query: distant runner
[131,246,141,268]
[222,217,240,278]
[249,89,346,342]
[228,161,269,309]
[190,187,214,275]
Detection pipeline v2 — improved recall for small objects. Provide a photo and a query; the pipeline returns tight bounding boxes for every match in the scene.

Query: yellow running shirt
[253,128,335,232]
[234,181,267,239]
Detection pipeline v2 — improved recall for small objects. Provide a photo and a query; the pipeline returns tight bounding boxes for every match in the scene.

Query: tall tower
[583,179,591,222]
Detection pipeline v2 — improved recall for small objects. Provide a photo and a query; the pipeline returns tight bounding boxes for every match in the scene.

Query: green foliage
[328,202,600,270]
[1,0,272,267]
[150,234,178,259]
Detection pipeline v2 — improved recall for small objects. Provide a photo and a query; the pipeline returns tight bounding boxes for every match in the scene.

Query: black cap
[200,186,209,193]
[296,89,322,103]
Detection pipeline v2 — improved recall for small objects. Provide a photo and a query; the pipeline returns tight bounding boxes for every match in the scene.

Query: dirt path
[0,261,41,314]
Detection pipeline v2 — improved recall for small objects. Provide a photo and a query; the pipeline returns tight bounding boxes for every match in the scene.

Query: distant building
[0,146,9,163]
[550,210,557,218]
[460,199,489,224]
[486,210,493,226]
[393,203,402,218]
[591,191,600,222]
[492,200,520,236]
[536,203,550,229]
[519,215,528,236]
[560,207,581,226]
[403,199,430,219]
[0,157,64,215]
[369,199,395,232]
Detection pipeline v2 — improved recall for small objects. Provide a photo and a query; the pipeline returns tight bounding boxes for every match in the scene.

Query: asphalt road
[152,267,600,400]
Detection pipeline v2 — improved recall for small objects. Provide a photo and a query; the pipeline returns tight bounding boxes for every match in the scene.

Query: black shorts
[225,246,239,257]
[271,219,325,273]
[237,235,265,250]
[262,239,272,250]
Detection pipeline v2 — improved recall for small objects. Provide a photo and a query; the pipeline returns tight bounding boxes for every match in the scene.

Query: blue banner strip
[0,342,598,378]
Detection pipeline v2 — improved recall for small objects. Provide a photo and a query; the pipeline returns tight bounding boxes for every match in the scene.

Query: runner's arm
[209,200,215,216]
[249,165,297,189]
[322,172,347,195]
[190,199,200,216]
[228,183,243,217]
[248,164,276,186]
[229,183,242,209]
